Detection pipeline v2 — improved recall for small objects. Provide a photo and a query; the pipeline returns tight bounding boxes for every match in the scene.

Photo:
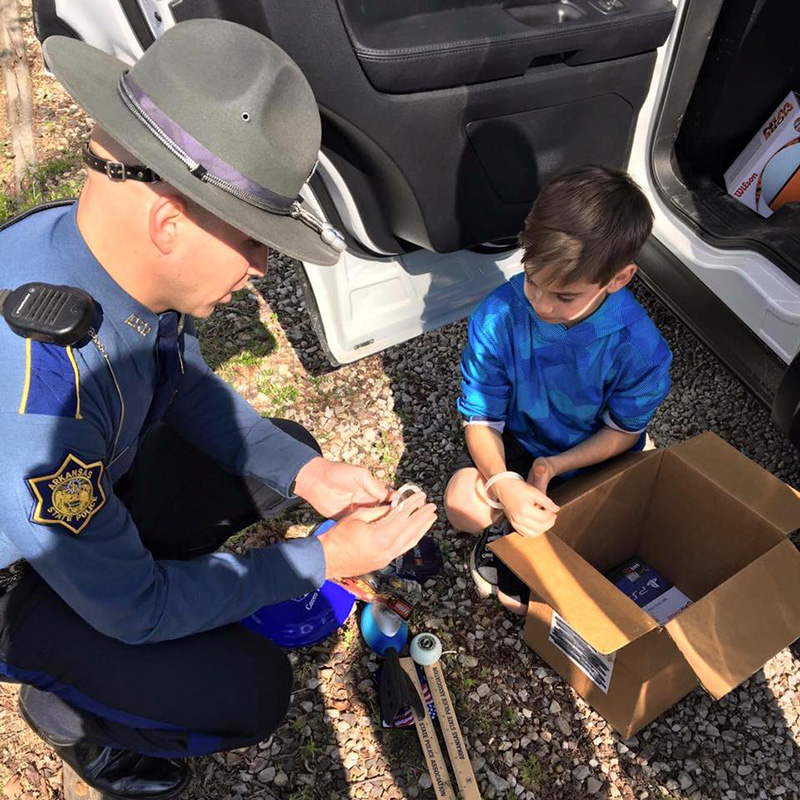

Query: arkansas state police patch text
[27,454,106,535]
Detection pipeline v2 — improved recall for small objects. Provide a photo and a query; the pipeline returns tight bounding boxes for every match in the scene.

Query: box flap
[491,532,657,655]
[639,449,785,601]
[665,539,800,700]
[548,449,663,574]
[550,449,659,508]
[669,433,800,534]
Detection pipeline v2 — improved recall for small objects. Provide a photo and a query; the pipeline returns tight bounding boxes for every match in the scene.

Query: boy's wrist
[491,472,523,503]
[545,454,568,477]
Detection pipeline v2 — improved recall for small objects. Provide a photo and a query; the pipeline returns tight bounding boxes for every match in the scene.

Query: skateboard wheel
[410,633,443,665]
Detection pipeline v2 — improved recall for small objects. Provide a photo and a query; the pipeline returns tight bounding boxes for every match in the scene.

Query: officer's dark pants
[0,419,321,758]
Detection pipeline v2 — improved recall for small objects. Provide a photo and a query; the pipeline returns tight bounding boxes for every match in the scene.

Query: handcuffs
[477,471,524,509]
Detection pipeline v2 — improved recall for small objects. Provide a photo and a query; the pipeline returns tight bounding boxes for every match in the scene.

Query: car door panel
[170,0,671,254]
[337,0,675,93]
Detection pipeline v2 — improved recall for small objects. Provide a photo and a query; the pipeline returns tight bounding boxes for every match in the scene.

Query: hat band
[118,72,297,215]
[117,72,347,254]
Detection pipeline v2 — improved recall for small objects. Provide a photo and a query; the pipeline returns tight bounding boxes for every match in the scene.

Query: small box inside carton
[605,559,692,625]
[490,433,800,738]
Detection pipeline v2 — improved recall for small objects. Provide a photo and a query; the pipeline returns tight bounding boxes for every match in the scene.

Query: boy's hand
[318,491,438,578]
[528,456,555,494]
[493,479,558,538]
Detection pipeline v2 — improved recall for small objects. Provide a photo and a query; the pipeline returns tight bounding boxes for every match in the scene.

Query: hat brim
[43,36,341,267]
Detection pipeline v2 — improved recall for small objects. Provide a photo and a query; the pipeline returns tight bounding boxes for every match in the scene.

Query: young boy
[444,165,672,614]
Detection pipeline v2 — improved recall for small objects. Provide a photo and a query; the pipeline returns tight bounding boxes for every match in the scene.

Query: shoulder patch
[27,454,106,535]
[19,340,82,419]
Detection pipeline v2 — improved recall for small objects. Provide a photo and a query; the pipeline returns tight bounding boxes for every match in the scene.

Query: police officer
[0,21,437,799]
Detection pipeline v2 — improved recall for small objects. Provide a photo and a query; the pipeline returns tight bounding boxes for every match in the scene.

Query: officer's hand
[318,492,438,578]
[293,457,392,518]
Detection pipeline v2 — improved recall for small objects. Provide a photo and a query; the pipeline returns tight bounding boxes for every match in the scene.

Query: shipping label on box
[724,90,800,218]
[549,611,615,694]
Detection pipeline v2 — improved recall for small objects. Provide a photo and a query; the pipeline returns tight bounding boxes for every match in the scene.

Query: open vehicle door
[33,0,800,445]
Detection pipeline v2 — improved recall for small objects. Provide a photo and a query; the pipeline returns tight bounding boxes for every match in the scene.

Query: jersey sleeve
[163,318,319,497]
[604,331,673,434]
[456,305,512,424]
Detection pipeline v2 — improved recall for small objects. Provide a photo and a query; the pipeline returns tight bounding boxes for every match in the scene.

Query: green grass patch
[374,430,400,484]
[37,154,81,181]
[519,754,544,790]
[288,788,316,800]
[439,538,453,561]
[300,739,318,760]
[340,619,358,650]
[198,315,277,372]
[257,377,300,416]
[375,431,395,465]
[226,344,273,368]
[0,154,83,224]
[502,707,519,729]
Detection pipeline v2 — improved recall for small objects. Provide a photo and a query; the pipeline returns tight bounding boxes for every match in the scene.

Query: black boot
[18,686,190,800]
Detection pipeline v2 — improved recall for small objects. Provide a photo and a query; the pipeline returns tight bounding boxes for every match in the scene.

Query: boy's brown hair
[519,165,653,287]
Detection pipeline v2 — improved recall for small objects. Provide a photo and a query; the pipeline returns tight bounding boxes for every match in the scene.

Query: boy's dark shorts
[447,429,541,485]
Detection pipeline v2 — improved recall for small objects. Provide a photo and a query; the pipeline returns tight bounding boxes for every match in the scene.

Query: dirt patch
[1,0,87,220]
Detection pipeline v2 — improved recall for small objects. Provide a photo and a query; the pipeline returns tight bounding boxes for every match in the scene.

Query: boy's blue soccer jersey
[457,273,672,458]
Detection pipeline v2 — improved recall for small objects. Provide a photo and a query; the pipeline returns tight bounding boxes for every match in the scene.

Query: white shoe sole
[469,543,497,600]
[469,542,528,615]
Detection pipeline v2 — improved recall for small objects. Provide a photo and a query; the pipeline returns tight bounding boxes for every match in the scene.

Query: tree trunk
[0,0,37,193]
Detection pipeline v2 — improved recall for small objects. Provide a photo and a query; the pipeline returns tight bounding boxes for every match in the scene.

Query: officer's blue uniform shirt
[457,273,672,457]
[0,203,327,644]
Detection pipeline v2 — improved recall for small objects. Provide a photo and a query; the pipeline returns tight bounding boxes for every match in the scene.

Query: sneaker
[469,520,530,615]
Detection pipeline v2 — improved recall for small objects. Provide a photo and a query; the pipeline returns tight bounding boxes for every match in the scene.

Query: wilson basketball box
[724,90,800,218]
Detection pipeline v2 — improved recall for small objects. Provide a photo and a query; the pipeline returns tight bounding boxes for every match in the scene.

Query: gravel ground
[2,5,799,799]
[7,250,797,800]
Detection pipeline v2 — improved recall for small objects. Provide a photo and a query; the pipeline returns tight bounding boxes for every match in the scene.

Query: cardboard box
[724,90,800,218]
[491,433,800,739]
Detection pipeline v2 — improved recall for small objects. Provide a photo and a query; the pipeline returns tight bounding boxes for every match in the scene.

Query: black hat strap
[82,142,160,183]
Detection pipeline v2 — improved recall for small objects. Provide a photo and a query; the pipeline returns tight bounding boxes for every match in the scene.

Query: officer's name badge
[27,454,106,535]
[125,315,152,336]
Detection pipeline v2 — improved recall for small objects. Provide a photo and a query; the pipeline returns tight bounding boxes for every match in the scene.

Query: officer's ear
[149,194,189,255]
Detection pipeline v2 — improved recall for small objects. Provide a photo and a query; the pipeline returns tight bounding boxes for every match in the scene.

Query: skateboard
[399,657,457,800]
[410,633,482,800]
